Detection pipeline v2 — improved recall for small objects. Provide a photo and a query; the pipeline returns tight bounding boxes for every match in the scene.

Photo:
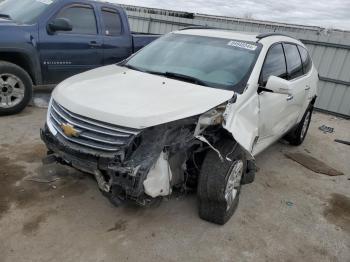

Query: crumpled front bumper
[40,125,146,198]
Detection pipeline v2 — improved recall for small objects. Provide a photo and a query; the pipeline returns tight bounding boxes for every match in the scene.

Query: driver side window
[261,43,287,86]
[55,5,97,35]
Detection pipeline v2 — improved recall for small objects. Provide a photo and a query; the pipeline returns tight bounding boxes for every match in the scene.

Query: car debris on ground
[285,152,344,176]
[334,139,350,146]
[25,176,60,183]
[318,125,334,134]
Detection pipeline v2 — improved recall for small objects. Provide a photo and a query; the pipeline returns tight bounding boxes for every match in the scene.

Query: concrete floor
[0,107,349,262]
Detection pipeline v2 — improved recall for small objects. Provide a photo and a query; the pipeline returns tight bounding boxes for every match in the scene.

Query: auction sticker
[227,40,257,51]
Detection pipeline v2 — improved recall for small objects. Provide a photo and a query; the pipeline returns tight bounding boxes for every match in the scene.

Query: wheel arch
[0,50,42,85]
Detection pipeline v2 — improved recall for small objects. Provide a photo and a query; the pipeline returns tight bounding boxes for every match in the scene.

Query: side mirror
[265,75,291,95]
[47,18,72,33]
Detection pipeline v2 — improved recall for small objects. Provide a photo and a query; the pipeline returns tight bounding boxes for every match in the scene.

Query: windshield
[0,0,56,24]
[126,33,261,92]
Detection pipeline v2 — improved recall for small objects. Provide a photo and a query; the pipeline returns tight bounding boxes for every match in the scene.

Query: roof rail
[256,33,297,42]
[179,26,218,31]
[256,32,296,40]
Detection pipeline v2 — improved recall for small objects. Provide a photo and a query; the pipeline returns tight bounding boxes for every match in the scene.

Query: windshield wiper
[165,72,209,86]
[0,14,12,20]
[123,64,147,73]
[147,71,209,87]
[124,65,209,87]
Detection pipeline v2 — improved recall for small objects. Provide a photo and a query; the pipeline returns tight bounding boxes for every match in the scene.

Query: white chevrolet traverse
[41,28,318,225]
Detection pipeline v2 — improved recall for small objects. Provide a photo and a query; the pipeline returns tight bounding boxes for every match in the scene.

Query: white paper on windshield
[227,40,257,51]
[36,0,53,5]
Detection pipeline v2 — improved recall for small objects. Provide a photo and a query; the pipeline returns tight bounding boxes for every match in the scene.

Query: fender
[223,92,260,157]
[0,45,42,85]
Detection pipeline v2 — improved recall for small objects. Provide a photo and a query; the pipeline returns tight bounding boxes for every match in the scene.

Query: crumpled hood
[53,65,234,129]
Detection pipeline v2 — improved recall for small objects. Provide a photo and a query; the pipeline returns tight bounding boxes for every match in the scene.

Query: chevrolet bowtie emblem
[61,123,80,137]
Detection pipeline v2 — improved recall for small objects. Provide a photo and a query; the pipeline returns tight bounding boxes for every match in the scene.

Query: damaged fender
[223,93,259,155]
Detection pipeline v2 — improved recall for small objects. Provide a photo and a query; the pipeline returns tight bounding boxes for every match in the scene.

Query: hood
[53,65,234,129]
[0,18,14,24]
[0,18,16,26]
[0,18,22,26]
[0,21,35,43]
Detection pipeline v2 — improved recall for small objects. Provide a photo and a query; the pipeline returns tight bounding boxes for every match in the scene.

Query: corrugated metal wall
[122,4,350,117]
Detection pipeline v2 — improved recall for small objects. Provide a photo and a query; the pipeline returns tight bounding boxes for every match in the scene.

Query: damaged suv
[41,28,318,225]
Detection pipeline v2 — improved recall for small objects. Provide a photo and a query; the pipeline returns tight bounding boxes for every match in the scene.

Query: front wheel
[197,139,247,225]
[0,61,33,116]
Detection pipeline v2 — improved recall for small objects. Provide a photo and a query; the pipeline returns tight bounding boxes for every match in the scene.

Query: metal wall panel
[122,4,350,116]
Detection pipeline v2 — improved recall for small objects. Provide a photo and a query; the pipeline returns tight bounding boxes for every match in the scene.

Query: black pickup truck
[0,0,158,115]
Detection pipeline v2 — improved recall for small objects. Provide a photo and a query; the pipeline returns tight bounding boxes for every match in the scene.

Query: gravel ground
[0,106,349,262]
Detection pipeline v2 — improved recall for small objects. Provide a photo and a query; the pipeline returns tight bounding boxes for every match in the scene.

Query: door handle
[305,85,311,91]
[286,95,294,101]
[89,41,101,47]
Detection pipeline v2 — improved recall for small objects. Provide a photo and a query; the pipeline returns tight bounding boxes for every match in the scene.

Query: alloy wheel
[225,160,244,211]
[0,73,25,108]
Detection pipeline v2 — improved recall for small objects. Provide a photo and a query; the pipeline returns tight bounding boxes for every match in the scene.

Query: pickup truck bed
[132,34,159,52]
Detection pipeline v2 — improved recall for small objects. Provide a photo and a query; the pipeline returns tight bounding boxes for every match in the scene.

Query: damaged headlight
[194,101,230,136]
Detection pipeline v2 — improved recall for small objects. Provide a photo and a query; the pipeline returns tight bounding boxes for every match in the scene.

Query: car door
[254,42,309,155]
[39,3,103,84]
[254,43,293,155]
[297,45,313,119]
[100,7,132,65]
[282,43,309,121]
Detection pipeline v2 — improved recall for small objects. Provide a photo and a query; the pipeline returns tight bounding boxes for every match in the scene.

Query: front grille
[49,100,141,152]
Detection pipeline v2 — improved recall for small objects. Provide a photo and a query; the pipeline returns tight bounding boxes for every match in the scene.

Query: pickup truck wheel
[0,61,33,116]
[197,139,247,225]
[285,105,313,146]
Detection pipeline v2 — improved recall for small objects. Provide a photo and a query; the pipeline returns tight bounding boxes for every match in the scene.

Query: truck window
[56,5,97,35]
[261,43,287,85]
[101,8,122,36]
[283,43,303,80]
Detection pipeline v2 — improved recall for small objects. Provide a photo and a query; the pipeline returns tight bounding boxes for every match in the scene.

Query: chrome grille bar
[49,100,140,152]
[53,101,139,135]
[50,110,126,145]
[51,103,133,137]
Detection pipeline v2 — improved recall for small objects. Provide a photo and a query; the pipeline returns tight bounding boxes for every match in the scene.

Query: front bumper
[40,125,146,198]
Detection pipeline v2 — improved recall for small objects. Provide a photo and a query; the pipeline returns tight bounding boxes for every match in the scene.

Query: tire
[0,61,33,116]
[197,139,247,225]
[284,105,313,146]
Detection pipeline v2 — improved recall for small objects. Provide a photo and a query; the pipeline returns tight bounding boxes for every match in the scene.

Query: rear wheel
[197,139,246,225]
[285,105,313,146]
[0,61,33,116]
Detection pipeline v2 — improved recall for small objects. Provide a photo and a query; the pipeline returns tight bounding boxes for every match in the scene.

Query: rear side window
[283,43,303,80]
[261,43,287,85]
[297,46,312,74]
[56,5,97,35]
[102,8,122,36]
